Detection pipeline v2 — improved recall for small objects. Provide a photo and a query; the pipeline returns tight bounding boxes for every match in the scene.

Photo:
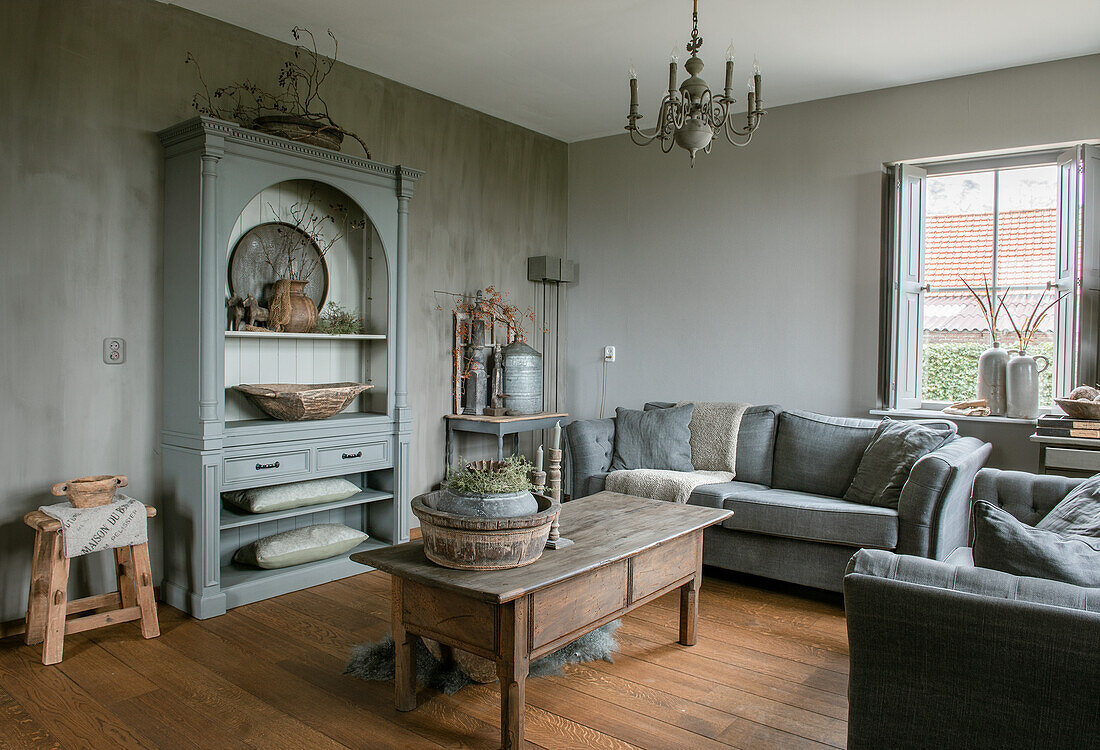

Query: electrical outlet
[103,337,126,365]
[604,345,616,362]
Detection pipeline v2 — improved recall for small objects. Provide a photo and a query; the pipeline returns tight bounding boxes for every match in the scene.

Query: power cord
[599,357,608,419]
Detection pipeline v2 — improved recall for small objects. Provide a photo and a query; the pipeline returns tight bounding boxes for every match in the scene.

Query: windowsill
[870,408,1037,426]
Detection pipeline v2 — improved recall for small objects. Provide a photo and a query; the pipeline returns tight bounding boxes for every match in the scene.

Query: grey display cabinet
[157,117,422,618]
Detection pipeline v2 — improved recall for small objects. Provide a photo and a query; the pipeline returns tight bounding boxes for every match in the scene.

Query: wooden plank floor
[0,569,848,749]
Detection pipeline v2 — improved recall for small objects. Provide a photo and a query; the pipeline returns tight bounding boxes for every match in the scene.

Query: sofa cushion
[610,404,694,471]
[972,500,1100,587]
[734,405,781,486]
[771,410,879,497]
[843,418,953,509]
[720,487,898,549]
[1036,473,1100,537]
[944,546,974,567]
[688,480,770,509]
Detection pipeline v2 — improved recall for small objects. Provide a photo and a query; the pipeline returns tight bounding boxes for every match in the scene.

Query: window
[880,145,1100,411]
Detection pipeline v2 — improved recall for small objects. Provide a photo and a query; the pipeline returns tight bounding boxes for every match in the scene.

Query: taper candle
[552,421,561,450]
[668,52,678,93]
[724,43,734,96]
[536,444,543,472]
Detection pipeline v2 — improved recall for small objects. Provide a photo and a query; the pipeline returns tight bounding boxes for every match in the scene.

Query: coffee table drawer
[223,449,311,485]
[317,439,389,473]
[401,581,496,656]
[531,560,627,650]
[631,533,699,603]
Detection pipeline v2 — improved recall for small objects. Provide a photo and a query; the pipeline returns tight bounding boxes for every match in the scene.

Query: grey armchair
[844,468,1100,750]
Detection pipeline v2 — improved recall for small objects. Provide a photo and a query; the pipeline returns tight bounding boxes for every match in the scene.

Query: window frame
[879,144,1100,414]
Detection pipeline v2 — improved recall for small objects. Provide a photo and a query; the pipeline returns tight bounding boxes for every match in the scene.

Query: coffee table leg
[392,578,417,711]
[498,597,530,749]
[679,534,703,646]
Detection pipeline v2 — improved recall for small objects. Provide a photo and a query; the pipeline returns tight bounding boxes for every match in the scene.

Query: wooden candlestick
[544,448,572,549]
[528,469,546,493]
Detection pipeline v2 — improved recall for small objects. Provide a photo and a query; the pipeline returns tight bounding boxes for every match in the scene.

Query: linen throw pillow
[1036,474,1100,537]
[223,477,361,514]
[843,418,953,509]
[234,523,368,569]
[610,404,694,472]
[972,500,1100,586]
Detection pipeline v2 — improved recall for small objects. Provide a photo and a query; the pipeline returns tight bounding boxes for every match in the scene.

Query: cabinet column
[199,148,223,423]
[395,173,412,414]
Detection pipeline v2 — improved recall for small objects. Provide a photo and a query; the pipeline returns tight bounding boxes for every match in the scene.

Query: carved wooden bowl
[1054,398,1100,420]
[411,491,559,570]
[50,475,127,508]
[233,382,372,421]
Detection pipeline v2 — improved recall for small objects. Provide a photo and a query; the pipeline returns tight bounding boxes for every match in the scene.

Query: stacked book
[1036,415,1100,439]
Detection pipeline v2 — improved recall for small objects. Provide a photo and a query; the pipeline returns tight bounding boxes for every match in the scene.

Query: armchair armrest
[565,418,615,499]
[896,437,991,559]
[845,549,1100,750]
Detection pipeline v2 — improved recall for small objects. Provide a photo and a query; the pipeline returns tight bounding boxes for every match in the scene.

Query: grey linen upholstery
[844,470,1100,750]
[719,487,898,549]
[567,403,991,592]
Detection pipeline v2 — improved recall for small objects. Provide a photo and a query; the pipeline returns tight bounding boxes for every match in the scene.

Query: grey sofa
[566,404,992,591]
[844,468,1100,750]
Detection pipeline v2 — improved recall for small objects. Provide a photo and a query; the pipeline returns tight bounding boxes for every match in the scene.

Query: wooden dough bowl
[50,475,127,508]
[233,382,372,421]
[411,491,559,571]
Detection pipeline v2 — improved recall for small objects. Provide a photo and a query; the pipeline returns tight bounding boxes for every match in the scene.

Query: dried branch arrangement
[960,275,1008,343]
[186,27,371,157]
[258,186,365,281]
[436,286,541,346]
[1004,288,1068,353]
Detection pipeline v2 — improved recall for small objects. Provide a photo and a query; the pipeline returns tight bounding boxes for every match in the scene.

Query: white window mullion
[1054,147,1081,398]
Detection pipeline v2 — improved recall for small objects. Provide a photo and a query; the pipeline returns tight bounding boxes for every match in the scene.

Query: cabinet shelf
[219,538,388,608]
[219,488,394,530]
[225,330,386,341]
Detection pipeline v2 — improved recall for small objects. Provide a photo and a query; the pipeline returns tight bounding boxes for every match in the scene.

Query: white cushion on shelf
[223,477,361,514]
[233,523,368,569]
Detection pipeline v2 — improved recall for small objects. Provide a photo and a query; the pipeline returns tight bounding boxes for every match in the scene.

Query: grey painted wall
[0,0,566,624]
[565,55,1100,474]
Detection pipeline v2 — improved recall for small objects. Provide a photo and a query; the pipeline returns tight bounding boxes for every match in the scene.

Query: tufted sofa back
[971,468,1082,528]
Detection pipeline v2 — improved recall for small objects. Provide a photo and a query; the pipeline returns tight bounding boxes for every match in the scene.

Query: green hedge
[921,341,1053,404]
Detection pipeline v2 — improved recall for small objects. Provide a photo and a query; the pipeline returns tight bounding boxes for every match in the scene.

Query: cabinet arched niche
[223,179,390,423]
[158,117,422,619]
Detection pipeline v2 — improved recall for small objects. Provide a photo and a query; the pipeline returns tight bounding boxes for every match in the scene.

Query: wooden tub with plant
[413,457,559,570]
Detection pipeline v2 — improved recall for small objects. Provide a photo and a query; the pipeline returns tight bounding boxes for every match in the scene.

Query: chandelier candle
[625,0,767,165]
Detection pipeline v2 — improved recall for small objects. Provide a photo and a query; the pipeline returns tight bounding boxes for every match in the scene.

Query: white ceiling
[162,0,1100,143]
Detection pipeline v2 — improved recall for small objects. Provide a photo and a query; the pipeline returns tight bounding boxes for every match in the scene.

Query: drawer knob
[256,461,280,470]
[342,451,363,460]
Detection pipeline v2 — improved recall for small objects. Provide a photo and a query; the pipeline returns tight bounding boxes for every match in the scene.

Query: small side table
[1030,433,1100,477]
[24,505,160,665]
[444,412,567,473]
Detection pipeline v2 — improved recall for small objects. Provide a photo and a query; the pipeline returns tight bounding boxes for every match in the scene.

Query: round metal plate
[228,222,328,309]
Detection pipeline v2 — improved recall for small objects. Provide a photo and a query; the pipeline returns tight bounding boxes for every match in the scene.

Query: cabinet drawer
[223,449,311,485]
[1045,447,1100,472]
[317,439,389,472]
[630,533,699,603]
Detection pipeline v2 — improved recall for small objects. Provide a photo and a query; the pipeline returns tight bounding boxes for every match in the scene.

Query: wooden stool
[24,505,160,665]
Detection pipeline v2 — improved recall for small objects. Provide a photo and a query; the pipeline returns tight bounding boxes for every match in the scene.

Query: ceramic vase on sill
[1005,350,1050,419]
[976,342,1009,416]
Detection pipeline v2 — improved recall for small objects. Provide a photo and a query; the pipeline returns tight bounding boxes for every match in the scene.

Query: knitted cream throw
[605,469,734,504]
[605,401,749,504]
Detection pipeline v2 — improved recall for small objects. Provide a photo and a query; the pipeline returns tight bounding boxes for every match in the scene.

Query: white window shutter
[892,164,926,409]
[1076,145,1100,388]
[1055,147,1082,397]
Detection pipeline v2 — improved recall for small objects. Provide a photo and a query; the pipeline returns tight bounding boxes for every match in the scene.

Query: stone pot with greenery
[436,456,539,518]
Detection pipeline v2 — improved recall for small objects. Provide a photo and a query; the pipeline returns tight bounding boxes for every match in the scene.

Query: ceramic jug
[976,342,1009,415]
[1005,350,1049,419]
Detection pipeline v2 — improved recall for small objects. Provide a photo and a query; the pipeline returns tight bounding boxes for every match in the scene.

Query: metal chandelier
[625,0,766,166]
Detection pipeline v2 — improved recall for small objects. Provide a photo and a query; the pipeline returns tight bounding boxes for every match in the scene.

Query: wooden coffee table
[352,491,732,749]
